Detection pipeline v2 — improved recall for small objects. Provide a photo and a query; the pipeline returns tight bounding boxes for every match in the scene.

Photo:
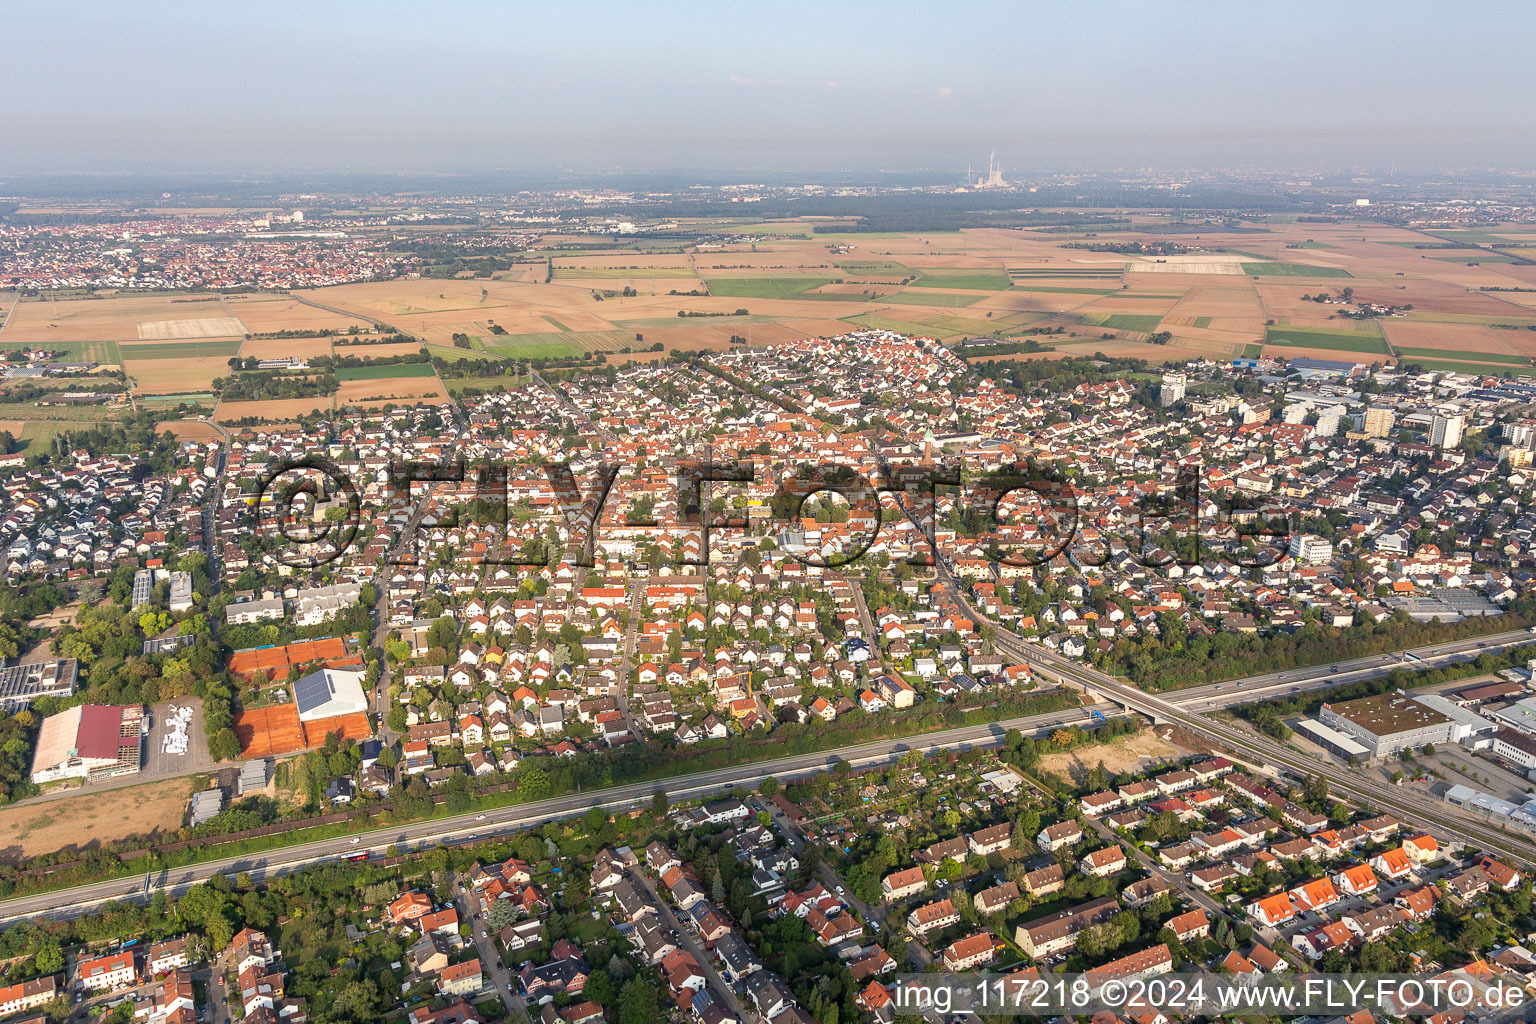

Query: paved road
[614,576,647,738]
[453,869,530,1023]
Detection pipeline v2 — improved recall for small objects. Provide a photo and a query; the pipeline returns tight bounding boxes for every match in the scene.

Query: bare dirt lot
[1038,730,1182,783]
[0,776,194,860]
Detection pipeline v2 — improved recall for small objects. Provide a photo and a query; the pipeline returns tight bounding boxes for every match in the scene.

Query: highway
[989,622,1536,867]
[0,703,1109,924]
[884,481,1536,866]
[4,620,1532,923]
[6,543,1533,925]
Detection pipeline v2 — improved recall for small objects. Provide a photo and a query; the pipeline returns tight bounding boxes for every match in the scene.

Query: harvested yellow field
[3,294,234,343]
[125,354,233,392]
[224,296,373,334]
[216,396,333,422]
[156,419,224,441]
[336,377,448,406]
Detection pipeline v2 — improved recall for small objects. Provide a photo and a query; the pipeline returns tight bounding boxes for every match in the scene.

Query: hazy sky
[6,1,1536,177]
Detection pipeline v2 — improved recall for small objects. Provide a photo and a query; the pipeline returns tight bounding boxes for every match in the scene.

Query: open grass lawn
[1405,357,1536,377]
[480,329,632,358]
[1242,343,1263,358]
[703,276,836,299]
[908,269,1012,290]
[1241,262,1352,278]
[333,362,437,381]
[1264,325,1392,354]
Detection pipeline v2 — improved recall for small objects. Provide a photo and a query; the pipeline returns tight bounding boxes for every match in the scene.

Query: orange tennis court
[234,704,306,758]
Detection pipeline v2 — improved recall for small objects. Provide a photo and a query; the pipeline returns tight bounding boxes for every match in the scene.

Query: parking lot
[141,696,214,779]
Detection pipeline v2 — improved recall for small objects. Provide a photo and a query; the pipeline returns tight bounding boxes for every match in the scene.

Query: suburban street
[631,865,749,1022]
[452,869,530,1023]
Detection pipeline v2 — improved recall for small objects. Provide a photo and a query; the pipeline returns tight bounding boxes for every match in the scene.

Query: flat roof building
[1294,718,1370,762]
[293,668,368,722]
[0,658,77,711]
[1318,692,1455,759]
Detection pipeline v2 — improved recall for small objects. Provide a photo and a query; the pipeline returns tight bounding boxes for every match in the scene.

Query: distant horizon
[5,1,1536,176]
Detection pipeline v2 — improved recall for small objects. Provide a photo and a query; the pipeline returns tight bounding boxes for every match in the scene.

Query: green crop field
[1193,317,1213,328]
[31,338,123,364]
[833,260,912,276]
[908,270,1012,291]
[120,339,243,359]
[1263,325,1391,354]
[334,362,438,381]
[1009,285,1121,296]
[1432,254,1520,264]
[703,277,836,299]
[882,290,987,308]
[1241,262,1352,278]
[1241,343,1263,358]
[1394,347,1534,365]
[1081,313,1165,332]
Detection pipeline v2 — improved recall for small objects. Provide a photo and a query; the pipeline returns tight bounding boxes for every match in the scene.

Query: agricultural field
[332,362,437,381]
[1241,262,1352,278]
[1263,324,1392,355]
[13,212,1536,413]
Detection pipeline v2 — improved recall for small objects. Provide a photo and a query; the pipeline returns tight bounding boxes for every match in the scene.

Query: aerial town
[3,258,1536,1024]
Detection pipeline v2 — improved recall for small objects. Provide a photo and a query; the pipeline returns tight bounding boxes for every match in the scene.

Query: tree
[1303,774,1329,807]
[616,979,660,1024]
[485,899,520,930]
[651,789,669,819]
[330,979,382,1023]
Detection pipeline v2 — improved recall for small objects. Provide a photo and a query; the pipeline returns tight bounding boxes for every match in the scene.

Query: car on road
[476,814,486,821]
[1330,665,1340,672]
[349,837,360,845]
